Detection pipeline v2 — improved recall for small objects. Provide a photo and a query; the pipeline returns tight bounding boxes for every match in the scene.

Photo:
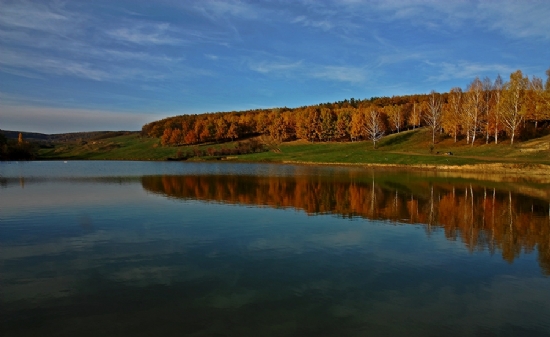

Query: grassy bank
[37,128,550,173]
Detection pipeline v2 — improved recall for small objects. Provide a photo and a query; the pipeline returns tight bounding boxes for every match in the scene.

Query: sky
[1,0,549,134]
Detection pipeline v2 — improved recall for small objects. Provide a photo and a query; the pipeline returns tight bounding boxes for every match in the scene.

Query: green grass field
[37,128,550,170]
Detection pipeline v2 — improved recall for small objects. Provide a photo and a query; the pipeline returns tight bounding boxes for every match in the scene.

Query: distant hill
[0,130,139,143]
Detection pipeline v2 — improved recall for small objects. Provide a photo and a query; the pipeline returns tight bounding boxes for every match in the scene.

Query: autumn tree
[268,112,285,142]
[364,109,385,149]
[227,122,239,141]
[296,107,321,142]
[161,128,172,146]
[200,120,215,143]
[215,118,228,142]
[443,87,463,142]
[269,110,295,142]
[424,91,442,144]
[492,75,504,144]
[336,109,352,141]
[482,77,493,143]
[169,128,182,145]
[526,76,547,129]
[319,107,336,141]
[224,114,240,141]
[464,77,483,145]
[350,109,366,142]
[184,130,198,144]
[255,111,270,135]
[501,70,528,144]
[385,104,403,133]
[238,113,255,136]
[408,102,422,130]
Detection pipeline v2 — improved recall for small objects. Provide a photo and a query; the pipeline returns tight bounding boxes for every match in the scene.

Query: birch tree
[527,76,546,128]
[423,91,442,145]
[408,102,421,130]
[482,77,493,144]
[364,109,385,149]
[501,70,528,145]
[492,75,503,144]
[464,77,483,146]
[444,87,463,143]
[386,104,403,133]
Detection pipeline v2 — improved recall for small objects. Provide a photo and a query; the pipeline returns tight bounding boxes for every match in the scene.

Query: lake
[1,161,550,336]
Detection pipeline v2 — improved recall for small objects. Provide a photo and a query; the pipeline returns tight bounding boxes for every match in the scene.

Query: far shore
[29,128,550,177]
[277,160,550,176]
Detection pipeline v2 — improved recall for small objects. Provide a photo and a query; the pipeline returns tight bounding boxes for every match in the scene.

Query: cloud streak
[249,60,303,74]
[292,15,334,31]
[250,60,368,84]
[355,0,550,39]
[426,61,518,82]
[0,48,110,81]
[0,0,75,34]
[310,65,367,83]
[106,23,182,45]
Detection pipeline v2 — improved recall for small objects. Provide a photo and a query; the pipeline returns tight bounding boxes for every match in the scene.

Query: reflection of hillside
[141,175,550,274]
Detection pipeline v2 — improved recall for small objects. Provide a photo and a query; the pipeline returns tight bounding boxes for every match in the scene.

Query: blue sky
[1,0,549,133]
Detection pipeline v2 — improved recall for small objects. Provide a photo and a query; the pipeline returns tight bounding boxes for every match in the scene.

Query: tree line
[142,69,550,147]
[0,132,36,160]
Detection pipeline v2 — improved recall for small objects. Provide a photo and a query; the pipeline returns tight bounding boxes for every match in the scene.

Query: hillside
[35,128,550,174]
[0,130,138,143]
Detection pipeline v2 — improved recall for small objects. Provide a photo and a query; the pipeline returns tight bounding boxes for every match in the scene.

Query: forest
[142,69,550,148]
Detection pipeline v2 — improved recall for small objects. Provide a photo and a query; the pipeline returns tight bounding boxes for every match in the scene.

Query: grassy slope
[37,128,550,169]
[38,135,173,160]
[240,128,550,166]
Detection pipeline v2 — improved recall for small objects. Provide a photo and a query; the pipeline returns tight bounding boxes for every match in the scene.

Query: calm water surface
[1,161,550,336]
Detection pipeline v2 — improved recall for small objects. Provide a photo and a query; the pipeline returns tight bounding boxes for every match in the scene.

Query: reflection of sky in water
[1,164,550,336]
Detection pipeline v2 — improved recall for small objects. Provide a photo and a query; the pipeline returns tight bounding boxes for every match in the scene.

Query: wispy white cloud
[249,58,367,84]
[0,1,198,84]
[191,0,260,20]
[106,23,182,45]
[426,61,518,82]
[477,1,550,39]
[0,48,111,81]
[342,0,550,39]
[292,15,334,31]
[0,65,45,79]
[249,60,303,74]
[101,49,180,63]
[0,0,76,34]
[0,45,199,83]
[309,65,367,83]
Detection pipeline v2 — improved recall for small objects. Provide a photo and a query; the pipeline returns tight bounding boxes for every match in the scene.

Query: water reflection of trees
[142,175,550,274]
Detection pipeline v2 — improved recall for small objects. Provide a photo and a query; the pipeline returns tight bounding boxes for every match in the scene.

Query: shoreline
[13,156,550,177]
[279,160,550,176]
